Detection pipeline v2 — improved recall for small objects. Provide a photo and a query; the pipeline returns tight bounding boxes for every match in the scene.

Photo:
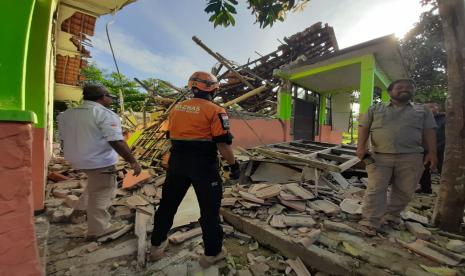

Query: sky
[90,0,428,87]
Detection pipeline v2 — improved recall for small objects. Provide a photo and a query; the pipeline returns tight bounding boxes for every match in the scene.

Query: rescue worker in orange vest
[150,71,240,267]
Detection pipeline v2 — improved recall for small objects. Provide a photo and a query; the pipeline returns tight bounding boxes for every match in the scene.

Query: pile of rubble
[220,143,465,276]
[42,141,465,276]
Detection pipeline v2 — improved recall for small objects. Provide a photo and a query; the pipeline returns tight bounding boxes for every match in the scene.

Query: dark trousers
[419,147,445,192]
[151,153,223,256]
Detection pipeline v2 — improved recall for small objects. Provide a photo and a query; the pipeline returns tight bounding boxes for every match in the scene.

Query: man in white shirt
[58,84,141,239]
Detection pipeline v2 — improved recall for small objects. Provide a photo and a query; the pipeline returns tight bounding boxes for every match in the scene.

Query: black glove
[229,162,241,180]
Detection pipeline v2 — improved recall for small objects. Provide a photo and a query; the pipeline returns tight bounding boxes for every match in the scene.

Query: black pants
[150,153,223,256]
[419,147,445,192]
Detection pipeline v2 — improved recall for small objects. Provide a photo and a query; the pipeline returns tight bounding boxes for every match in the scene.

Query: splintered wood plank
[284,183,315,200]
[135,210,151,266]
[254,185,282,199]
[398,239,460,266]
[220,209,391,276]
[239,191,265,204]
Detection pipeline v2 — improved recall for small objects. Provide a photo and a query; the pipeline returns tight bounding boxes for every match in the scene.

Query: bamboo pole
[192,36,256,90]
[223,85,268,107]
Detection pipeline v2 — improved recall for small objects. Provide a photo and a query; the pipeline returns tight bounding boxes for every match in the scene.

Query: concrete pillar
[0,122,42,275]
[277,80,292,141]
[359,55,375,115]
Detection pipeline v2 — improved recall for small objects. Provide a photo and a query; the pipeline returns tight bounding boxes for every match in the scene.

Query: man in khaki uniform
[356,79,437,235]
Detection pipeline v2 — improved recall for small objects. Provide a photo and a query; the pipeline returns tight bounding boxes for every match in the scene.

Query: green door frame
[275,54,392,125]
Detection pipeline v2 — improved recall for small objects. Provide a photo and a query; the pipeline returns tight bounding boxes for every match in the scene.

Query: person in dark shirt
[417,101,446,194]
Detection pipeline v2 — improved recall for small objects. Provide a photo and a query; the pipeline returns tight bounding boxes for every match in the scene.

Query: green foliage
[81,64,155,112]
[401,10,447,105]
[205,0,309,28]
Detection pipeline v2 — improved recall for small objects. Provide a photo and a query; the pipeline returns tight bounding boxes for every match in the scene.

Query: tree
[401,11,447,104]
[432,0,465,232]
[205,0,309,28]
[81,64,148,112]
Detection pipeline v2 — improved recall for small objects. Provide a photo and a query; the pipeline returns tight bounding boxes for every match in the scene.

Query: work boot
[69,210,87,224]
[86,222,125,240]
[150,239,169,261]
[199,248,227,268]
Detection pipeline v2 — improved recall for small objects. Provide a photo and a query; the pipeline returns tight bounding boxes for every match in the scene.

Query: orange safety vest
[168,98,230,142]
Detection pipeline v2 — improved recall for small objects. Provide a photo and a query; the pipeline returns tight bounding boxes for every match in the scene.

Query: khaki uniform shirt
[359,102,437,154]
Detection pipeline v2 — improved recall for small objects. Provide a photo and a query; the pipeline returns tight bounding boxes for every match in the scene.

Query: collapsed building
[2,1,459,276]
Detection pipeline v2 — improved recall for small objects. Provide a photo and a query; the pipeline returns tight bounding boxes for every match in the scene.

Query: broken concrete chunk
[64,195,79,208]
[125,195,150,208]
[322,220,361,235]
[239,200,261,209]
[239,191,265,204]
[248,183,270,194]
[405,221,432,240]
[401,211,429,225]
[278,198,306,212]
[339,198,362,215]
[298,229,321,248]
[50,207,73,223]
[236,270,253,276]
[329,172,350,189]
[254,185,282,199]
[249,262,270,276]
[52,189,70,198]
[113,206,133,220]
[286,257,311,276]
[268,204,286,215]
[284,183,315,200]
[221,197,238,207]
[308,200,340,215]
[270,215,287,228]
[282,214,316,227]
[446,239,465,254]
[142,184,157,197]
[279,191,302,201]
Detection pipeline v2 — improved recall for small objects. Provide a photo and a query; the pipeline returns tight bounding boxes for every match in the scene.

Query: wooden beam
[223,85,268,107]
[192,36,255,90]
[221,209,392,276]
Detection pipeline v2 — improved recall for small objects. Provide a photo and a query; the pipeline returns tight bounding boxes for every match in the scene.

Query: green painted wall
[0,0,37,123]
[319,94,327,125]
[359,55,375,114]
[277,90,292,120]
[25,0,56,129]
[25,0,56,128]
